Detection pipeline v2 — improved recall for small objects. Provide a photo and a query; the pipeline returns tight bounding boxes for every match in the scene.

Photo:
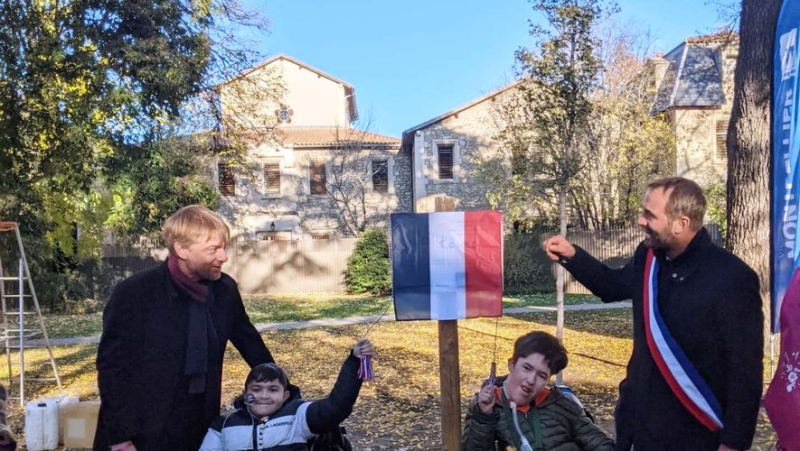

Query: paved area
[30,302,632,346]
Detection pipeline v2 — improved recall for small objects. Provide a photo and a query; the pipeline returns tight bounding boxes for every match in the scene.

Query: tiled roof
[685,31,738,44]
[275,127,400,147]
[650,38,729,114]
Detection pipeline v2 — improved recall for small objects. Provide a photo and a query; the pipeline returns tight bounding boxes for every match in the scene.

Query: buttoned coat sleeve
[562,244,642,303]
[305,353,363,434]
[224,277,275,367]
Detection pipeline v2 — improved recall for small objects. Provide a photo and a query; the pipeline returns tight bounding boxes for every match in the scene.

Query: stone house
[399,30,739,219]
[650,32,739,188]
[214,55,412,240]
[401,84,519,214]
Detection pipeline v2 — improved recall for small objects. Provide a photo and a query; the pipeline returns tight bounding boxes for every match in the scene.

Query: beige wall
[411,92,506,213]
[673,107,728,187]
[219,58,351,129]
[215,144,409,240]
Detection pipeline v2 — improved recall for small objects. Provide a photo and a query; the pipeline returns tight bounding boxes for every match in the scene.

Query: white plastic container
[24,398,59,451]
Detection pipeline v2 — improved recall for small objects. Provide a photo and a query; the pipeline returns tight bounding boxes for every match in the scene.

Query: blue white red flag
[643,250,724,431]
[390,211,503,321]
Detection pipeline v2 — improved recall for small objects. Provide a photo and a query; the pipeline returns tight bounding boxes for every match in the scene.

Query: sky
[239,0,731,137]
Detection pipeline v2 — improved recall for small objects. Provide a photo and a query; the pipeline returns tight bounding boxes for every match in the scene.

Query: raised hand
[477,384,496,414]
[353,338,375,358]
[543,235,576,262]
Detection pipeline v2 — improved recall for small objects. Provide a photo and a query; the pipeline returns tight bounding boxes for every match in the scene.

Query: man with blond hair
[95,205,275,451]
[543,177,763,451]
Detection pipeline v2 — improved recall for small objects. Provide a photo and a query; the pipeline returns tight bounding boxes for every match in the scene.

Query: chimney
[648,56,670,91]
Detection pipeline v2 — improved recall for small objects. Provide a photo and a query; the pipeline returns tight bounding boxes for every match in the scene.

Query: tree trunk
[556,184,567,385]
[727,0,782,354]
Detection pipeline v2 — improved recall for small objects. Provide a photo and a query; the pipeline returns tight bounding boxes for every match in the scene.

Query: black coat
[94,263,274,450]
[563,229,763,451]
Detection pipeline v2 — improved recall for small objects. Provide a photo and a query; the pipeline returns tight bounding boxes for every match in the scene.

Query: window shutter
[438,145,454,180]
[218,163,235,196]
[716,120,728,160]
[310,163,327,195]
[264,163,281,194]
[372,160,389,193]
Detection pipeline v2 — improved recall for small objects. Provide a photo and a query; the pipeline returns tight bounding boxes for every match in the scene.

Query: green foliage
[504,232,554,294]
[515,0,606,180]
[111,137,219,241]
[479,11,673,231]
[0,0,268,307]
[705,181,727,239]
[571,23,677,229]
[345,229,391,295]
[480,0,611,229]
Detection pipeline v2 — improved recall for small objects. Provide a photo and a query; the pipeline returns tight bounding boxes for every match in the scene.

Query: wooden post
[439,319,461,450]
[435,197,461,451]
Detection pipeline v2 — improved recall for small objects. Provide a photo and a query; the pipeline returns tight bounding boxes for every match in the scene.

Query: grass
[503,292,601,307]
[38,292,602,339]
[1,308,776,450]
[242,293,394,323]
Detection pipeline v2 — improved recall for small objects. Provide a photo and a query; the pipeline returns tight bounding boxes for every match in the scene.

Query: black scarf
[167,255,219,394]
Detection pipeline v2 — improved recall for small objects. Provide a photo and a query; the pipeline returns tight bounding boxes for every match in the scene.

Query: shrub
[504,232,554,294]
[345,229,391,295]
[704,181,727,240]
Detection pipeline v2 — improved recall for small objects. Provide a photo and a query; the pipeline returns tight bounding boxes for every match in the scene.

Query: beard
[642,226,675,252]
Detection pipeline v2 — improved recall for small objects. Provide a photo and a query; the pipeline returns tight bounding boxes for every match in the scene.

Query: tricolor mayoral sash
[643,249,724,431]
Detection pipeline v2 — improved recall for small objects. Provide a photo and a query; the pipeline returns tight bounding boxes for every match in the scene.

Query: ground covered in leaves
[5,309,777,450]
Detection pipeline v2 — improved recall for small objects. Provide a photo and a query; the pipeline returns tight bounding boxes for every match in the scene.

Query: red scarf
[167,254,208,303]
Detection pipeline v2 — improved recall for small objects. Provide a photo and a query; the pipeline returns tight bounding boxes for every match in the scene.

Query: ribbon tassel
[358,355,374,381]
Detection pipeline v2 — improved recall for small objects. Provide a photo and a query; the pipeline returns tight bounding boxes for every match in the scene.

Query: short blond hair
[162,205,230,253]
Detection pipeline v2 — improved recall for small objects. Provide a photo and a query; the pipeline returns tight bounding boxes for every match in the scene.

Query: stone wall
[673,107,728,187]
[217,144,412,239]
[411,92,504,213]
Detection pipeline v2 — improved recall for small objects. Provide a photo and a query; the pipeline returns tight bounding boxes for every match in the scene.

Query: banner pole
[770,334,775,378]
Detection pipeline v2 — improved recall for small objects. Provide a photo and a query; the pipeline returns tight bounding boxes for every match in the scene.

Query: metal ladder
[0,222,62,405]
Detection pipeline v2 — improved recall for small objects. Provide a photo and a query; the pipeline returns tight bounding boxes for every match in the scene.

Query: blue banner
[773,0,800,333]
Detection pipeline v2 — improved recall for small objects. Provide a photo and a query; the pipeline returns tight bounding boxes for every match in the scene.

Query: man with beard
[543,177,763,451]
[94,205,276,451]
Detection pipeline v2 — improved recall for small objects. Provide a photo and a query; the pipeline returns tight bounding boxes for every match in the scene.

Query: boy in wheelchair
[199,339,372,450]
[461,331,613,451]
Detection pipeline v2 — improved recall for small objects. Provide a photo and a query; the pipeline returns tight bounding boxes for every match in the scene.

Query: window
[310,232,332,240]
[715,120,728,161]
[218,163,235,196]
[310,162,327,195]
[264,163,281,195]
[256,231,292,241]
[372,160,389,193]
[437,145,454,180]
